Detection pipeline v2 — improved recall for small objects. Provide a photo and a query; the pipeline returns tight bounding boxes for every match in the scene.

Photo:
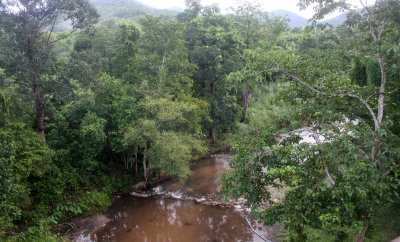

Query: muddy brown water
[76,153,278,242]
[156,153,231,197]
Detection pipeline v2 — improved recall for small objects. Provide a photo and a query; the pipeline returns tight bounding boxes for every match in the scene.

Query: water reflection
[94,153,274,242]
[96,196,257,242]
[160,154,231,196]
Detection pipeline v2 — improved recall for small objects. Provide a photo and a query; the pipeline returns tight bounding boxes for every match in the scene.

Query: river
[75,153,280,242]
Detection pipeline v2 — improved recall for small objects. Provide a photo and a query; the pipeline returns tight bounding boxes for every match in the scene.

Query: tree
[124,119,157,181]
[0,0,99,137]
[230,0,269,50]
[136,15,195,98]
[123,84,206,182]
[227,49,269,123]
[80,112,107,173]
[0,77,53,234]
[182,3,242,142]
[224,1,291,123]
[110,20,141,79]
[148,131,193,179]
[222,0,400,241]
[68,34,108,88]
[229,1,269,123]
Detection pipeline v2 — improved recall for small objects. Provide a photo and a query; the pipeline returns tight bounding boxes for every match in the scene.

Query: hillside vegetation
[0,0,399,241]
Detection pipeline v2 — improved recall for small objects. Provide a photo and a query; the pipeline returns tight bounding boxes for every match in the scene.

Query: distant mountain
[51,0,179,31]
[90,0,348,28]
[269,9,347,27]
[322,12,348,26]
[269,9,309,28]
[169,6,185,12]
[90,0,179,21]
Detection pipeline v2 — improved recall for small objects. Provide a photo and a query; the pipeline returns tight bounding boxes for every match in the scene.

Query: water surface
[96,196,263,242]
[84,153,278,242]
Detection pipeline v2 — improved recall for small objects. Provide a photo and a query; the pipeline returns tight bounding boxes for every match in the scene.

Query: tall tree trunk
[211,80,216,100]
[134,146,138,179]
[159,52,166,83]
[107,127,113,165]
[143,142,148,182]
[210,80,216,143]
[201,66,206,97]
[241,87,253,123]
[148,159,151,177]
[201,80,206,97]
[354,234,365,242]
[210,120,216,144]
[34,84,45,137]
[354,226,367,242]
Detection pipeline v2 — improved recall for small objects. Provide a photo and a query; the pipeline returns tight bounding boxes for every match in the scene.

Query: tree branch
[377,18,386,41]
[46,13,59,45]
[48,29,77,45]
[374,165,399,185]
[322,158,336,186]
[376,52,386,125]
[265,68,380,130]
[359,0,378,42]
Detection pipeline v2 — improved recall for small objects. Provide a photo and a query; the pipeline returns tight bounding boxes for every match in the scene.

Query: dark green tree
[182,2,242,142]
[0,0,99,137]
[110,20,141,79]
[0,75,53,235]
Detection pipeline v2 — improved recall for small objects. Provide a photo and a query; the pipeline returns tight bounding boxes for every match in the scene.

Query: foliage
[0,0,99,136]
[0,141,26,235]
[91,0,178,21]
[80,112,107,172]
[222,1,400,241]
[182,3,243,142]
[0,0,399,240]
[149,132,192,179]
[0,81,54,237]
[110,20,141,78]
[123,89,207,180]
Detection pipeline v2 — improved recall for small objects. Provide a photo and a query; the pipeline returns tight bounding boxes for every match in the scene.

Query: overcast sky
[137,0,375,19]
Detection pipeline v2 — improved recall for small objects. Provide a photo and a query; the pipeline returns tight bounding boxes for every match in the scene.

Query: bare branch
[358,148,370,160]
[159,51,167,83]
[48,29,77,45]
[377,18,386,41]
[265,68,380,130]
[46,13,59,45]
[386,88,399,94]
[376,52,386,124]
[322,158,336,186]
[359,0,378,42]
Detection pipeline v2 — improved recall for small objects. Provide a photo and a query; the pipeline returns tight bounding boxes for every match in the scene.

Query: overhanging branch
[322,158,336,186]
[265,68,379,130]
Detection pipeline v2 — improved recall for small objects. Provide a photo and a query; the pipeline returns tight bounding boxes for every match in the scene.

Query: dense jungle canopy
[0,0,399,241]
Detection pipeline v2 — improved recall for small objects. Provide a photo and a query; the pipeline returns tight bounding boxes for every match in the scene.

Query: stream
[74,153,280,242]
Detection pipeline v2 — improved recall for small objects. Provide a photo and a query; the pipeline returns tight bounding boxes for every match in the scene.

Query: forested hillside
[0,0,399,241]
[90,0,180,21]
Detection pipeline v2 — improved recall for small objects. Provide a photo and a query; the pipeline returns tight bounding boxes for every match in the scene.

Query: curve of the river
[75,153,280,242]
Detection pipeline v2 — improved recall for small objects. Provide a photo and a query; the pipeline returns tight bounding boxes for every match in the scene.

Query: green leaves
[80,112,107,170]
[222,3,400,237]
[122,87,207,179]
[0,122,54,236]
[149,132,192,179]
